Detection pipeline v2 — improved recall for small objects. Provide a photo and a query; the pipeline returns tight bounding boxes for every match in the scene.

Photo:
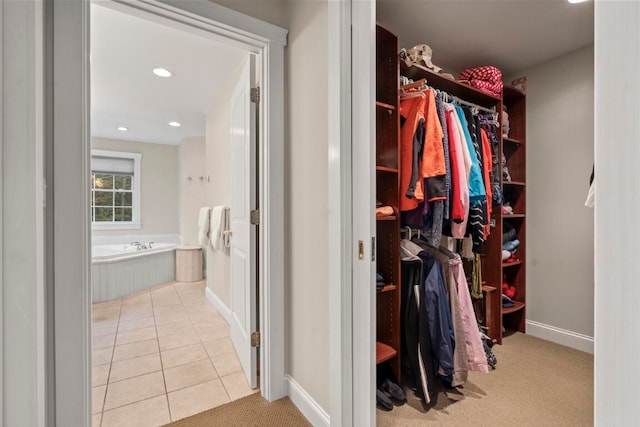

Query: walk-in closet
[372,1,594,424]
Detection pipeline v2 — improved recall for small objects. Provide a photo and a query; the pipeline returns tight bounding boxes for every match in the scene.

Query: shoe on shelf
[382,379,407,403]
[376,388,393,411]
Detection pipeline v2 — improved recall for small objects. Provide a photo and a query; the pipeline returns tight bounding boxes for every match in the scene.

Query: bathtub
[91,243,178,302]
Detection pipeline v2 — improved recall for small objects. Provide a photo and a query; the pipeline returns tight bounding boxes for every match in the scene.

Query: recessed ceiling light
[117,126,129,131]
[169,121,181,127]
[568,0,588,3]
[153,68,172,77]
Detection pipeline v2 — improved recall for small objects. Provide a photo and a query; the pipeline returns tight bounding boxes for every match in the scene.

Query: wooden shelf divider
[502,301,525,315]
[376,342,398,364]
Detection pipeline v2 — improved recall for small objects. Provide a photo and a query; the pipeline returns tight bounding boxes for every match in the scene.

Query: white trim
[49,0,287,423]
[35,1,47,425]
[108,0,287,47]
[526,320,594,354]
[50,1,91,425]
[91,222,142,230]
[286,375,330,427]
[205,286,232,326]
[350,1,377,426]
[90,149,142,229]
[328,1,353,426]
[0,0,4,420]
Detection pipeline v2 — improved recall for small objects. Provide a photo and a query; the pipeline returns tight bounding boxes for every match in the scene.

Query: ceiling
[377,0,594,79]
[91,5,247,145]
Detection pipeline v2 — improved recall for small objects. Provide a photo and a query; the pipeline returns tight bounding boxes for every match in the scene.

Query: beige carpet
[163,393,311,427]
[378,332,594,426]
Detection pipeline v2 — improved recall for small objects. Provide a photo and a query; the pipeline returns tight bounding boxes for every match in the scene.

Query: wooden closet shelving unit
[375,24,401,378]
[500,86,527,337]
[400,61,528,345]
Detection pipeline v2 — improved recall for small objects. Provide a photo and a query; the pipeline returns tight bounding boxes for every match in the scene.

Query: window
[91,150,142,230]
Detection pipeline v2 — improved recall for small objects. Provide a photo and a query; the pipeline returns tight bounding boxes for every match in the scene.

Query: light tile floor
[92,280,258,427]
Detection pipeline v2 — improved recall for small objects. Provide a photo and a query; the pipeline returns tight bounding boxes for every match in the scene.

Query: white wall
[286,0,330,413]
[595,2,640,422]
[178,136,207,245]
[210,0,287,28]
[509,46,594,349]
[91,137,179,238]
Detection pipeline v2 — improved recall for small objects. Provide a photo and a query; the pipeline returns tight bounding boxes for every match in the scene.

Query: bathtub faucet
[131,241,147,250]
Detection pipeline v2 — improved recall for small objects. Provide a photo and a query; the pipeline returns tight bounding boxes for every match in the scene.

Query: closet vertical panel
[375,24,401,379]
[502,87,527,334]
[481,98,505,343]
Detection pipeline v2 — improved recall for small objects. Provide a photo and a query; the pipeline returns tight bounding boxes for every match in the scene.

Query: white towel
[198,207,212,247]
[210,206,229,251]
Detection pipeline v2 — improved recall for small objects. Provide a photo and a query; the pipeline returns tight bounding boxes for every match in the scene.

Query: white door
[230,55,258,389]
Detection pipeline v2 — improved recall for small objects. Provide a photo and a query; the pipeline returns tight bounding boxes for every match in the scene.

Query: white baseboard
[205,287,232,326]
[526,320,594,354]
[286,375,330,427]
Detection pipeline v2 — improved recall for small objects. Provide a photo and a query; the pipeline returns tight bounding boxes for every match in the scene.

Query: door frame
[328,0,376,426]
[48,0,287,424]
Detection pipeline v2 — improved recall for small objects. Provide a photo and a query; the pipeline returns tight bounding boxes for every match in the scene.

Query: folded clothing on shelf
[503,221,517,243]
[502,239,520,252]
[458,66,504,98]
[502,282,516,299]
[502,294,515,308]
[376,206,396,218]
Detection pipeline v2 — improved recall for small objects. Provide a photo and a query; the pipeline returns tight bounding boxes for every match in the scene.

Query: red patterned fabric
[458,66,503,97]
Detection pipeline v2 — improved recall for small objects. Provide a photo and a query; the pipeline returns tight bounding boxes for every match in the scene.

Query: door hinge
[250,87,260,104]
[251,331,260,347]
[250,209,261,225]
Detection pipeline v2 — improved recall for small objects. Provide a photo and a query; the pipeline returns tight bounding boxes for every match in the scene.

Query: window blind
[92,155,134,175]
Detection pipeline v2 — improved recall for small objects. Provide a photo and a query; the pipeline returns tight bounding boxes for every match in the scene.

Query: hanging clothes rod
[451,96,496,114]
[401,78,427,91]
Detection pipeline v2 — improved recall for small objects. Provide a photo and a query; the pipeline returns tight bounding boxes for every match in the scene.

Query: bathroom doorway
[88,3,266,425]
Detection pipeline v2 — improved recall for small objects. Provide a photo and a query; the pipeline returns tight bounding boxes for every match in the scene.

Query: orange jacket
[399,90,447,211]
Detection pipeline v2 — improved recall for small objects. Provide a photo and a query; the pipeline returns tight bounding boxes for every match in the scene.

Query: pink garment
[445,104,469,239]
[450,258,489,373]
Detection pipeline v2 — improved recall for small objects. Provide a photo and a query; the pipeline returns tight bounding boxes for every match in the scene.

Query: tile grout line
[101,291,164,418]
[100,297,124,427]
[180,281,235,412]
[152,284,173,423]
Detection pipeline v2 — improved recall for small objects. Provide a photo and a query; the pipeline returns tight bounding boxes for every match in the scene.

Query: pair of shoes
[376,379,407,411]
[382,379,406,403]
[376,389,393,411]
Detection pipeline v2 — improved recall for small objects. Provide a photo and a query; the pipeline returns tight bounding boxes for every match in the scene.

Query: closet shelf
[503,181,525,187]
[376,166,399,173]
[376,342,398,364]
[503,214,525,219]
[503,137,524,145]
[502,301,525,315]
[482,285,498,293]
[376,101,396,111]
[376,215,398,221]
[377,284,397,293]
[401,62,501,108]
[502,260,523,268]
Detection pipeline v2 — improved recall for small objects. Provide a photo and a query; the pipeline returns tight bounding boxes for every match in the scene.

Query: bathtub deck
[91,280,258,426]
